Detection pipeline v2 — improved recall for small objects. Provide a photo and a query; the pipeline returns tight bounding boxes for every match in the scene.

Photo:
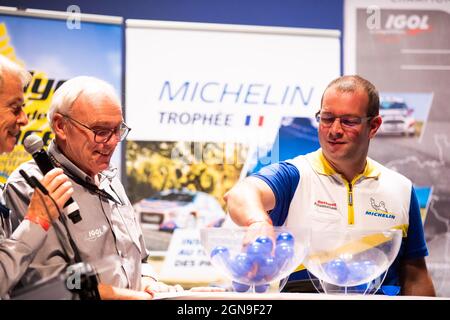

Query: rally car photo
[133,189,226,251]
[377,98,416,136]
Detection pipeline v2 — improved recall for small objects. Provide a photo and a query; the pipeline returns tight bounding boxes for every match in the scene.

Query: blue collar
[0,202,9,219]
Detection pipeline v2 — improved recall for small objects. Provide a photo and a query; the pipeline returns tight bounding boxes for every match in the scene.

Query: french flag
[245,115,264,127]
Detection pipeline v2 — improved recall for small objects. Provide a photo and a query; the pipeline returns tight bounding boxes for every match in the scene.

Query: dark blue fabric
[381,187,429,287]
[251,161,300,226]
[0,202,10,219]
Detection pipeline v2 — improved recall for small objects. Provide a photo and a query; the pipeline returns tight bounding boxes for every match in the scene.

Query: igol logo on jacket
[85,225,108,241]
[366,197,396,220]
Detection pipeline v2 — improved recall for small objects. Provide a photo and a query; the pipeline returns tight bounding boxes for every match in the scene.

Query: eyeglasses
[61,114,131,143]
[315,112,374,129]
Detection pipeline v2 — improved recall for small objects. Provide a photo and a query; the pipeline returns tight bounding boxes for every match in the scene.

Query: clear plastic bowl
[200,226,309,293]
[302,228,402,294]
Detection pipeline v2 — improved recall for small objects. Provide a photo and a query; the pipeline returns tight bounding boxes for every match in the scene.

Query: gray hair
[0,55,32,92]
[320,75,380,116]
[48,76,121,128]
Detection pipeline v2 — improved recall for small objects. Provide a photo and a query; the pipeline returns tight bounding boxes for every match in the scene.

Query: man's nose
[329,118,344,135]
[107,131,121,145]
[17,108,29,126]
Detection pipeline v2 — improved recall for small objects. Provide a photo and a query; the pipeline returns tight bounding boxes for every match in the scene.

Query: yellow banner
[0,23,65,184]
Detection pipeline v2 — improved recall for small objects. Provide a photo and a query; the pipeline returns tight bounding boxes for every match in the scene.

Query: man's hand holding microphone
[24,168,74,231]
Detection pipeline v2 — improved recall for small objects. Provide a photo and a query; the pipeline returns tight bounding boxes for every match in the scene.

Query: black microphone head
[24,134,44,155]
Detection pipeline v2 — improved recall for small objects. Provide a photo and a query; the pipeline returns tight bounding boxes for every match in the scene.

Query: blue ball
[276,232,294,246]
[250,271,266,282]
[347,261,368,283]
[246,242,262,255]
[348,260,378,283]
[324,259,349,285]
[254,236,273,254]
[211,246,229,259]
[211,246,230,270]
[249,260,266,282]
[255,284,270,293]
[275,242,294,268]
[247,242,271,264]
[381,285,400,296]
[258,257,278,280]
[361,260,377,274]
[232,281,250,292]
[230,253,253,278]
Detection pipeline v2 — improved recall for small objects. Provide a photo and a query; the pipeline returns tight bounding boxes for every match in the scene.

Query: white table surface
[153,291,449,300]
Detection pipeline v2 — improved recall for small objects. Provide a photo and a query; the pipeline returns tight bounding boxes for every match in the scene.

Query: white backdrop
[126,20,340,146]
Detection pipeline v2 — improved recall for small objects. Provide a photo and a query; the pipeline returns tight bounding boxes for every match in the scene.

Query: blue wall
[3,1,344,73]
[3,1,342,29]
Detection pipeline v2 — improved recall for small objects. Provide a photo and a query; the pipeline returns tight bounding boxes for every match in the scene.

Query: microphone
[23,134,82,224]
[19,169,49,196]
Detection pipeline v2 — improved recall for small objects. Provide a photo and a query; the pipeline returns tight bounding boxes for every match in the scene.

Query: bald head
[47,76,121,129]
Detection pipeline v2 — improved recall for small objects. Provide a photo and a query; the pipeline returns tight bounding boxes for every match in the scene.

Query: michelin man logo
[370,197,388,213]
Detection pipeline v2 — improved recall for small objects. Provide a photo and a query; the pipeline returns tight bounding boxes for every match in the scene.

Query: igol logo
[385,14,429,31]
[85,225,108,241]
[366,7,431,36]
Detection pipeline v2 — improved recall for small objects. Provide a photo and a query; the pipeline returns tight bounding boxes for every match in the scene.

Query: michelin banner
[125,20,340,243]
[345,0,450,296]
[0,8,123,184]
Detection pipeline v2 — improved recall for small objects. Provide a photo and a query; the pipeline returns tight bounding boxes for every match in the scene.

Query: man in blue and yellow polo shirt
[224,75,435,296]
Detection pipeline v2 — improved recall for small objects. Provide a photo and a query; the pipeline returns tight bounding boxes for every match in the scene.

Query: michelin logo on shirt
[85,225,108,241]
[366,197,396,220]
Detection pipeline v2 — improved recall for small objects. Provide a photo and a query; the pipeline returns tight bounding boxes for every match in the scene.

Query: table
[154,291,449,300]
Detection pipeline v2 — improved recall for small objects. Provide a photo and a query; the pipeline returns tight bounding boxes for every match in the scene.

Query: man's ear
[52,113,67,141]
[368,115,382,139]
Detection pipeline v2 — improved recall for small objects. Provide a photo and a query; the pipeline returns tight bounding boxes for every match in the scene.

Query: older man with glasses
[0,55,74,298]
[224,75,435,296]
[3,76,179,299]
